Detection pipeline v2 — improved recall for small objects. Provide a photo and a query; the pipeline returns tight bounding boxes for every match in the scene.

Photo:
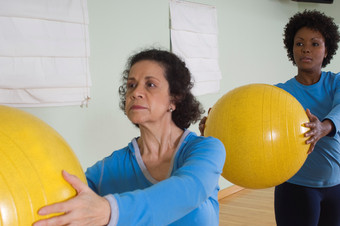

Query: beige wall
[22,0,340,188]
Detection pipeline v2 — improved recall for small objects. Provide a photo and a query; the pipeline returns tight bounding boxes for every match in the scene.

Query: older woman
[34,49,225,226]
[274,10,340,226]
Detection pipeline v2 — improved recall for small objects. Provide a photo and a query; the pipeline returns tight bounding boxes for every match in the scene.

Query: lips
[300,57,312,62]
[130,105,147,110]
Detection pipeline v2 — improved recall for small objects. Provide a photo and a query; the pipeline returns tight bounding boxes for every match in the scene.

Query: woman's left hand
[304,109,334,154]
[198,108,212,136]
[33,170,111,226]
[199,116,207,136]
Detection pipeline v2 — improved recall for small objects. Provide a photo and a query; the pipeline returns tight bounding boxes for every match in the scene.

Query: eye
[146,82,156,88]
[312,42,320,47]
[295,42,303,47]
[126,82,136,89]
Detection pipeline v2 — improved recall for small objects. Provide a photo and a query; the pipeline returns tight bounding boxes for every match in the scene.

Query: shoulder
[175,131,226,174]
[100,145,133,164]
[274,77,296,90]
[321,71,340,92]
[185,131,223,145]
[86,143,133,176]
[85,143,134,191]
[182,131,226,158]
[107,144,134,159]
[322,71,340,83]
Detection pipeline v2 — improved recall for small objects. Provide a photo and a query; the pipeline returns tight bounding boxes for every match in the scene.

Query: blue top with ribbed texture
[276,71,340,187]
[86,130,225,225]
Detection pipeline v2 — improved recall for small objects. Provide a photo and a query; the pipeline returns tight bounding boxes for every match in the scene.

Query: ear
[169,96,178,111]
[169,102,176,111]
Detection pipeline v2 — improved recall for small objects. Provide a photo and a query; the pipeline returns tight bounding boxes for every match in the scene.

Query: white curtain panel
[0,0,91,107]
[169,0,221,96]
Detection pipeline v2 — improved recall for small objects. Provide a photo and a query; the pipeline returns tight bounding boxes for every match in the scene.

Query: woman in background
[34,49,225,226]
[199,9,340,226]
[274,10,340,226]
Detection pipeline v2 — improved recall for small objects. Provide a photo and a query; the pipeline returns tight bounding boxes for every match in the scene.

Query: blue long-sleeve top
[275,71,340,187]
[85,130,226,225]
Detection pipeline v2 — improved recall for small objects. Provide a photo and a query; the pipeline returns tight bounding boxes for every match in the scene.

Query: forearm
[113,172,220,225]
[322,119,335,137]
[113,140,225,225]
[104,195,119,226]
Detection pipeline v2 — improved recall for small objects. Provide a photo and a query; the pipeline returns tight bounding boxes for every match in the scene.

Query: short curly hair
[283,10,340,67]
[118,48,204,129]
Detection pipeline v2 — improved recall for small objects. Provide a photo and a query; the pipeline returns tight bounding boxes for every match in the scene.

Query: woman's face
[125,60,174,127]
[293,27,327,73]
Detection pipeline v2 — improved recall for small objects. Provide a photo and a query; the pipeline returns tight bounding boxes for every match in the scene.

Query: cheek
[292,47,299,55]
[292,51,299,63]
[319,50,327,59]
[124,98,130,112]
[292,48,298,58]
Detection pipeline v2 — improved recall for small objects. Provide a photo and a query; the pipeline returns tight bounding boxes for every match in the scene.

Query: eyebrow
[295,36,323,41]
[127,75,159,80]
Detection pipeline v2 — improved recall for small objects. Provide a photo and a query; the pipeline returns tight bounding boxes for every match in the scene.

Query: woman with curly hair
[275,10,340,226]
[34,49,225,226]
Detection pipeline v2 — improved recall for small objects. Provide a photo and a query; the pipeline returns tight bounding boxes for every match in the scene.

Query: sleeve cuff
[104,194,119,226]
[323,118,337,137]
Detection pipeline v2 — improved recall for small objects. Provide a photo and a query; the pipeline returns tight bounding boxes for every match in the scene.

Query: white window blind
[0,0,91,107]
[169,0,221,96]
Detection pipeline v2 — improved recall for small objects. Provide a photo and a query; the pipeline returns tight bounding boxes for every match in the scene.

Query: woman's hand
[304,109,335,154]
[199,116,207,136]
[33,170,111,226]
[199,108,211,136]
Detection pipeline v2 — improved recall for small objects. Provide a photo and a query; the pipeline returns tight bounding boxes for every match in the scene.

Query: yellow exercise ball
[0,105,86,225]
[204,84,310,189]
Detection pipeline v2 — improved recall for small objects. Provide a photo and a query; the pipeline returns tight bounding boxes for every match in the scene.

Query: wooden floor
[219,187,276,226]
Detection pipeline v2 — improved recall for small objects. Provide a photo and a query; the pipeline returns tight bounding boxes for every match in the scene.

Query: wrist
[322,119,335,137]
[104,194,119,226]
[102,197,111,225]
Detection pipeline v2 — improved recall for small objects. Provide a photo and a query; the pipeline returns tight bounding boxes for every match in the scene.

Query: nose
[302,45,310,53]
[130,84,144,99]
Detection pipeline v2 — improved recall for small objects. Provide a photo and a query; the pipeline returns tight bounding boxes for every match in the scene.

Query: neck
[295,70,321,85]
[138,122,183,158]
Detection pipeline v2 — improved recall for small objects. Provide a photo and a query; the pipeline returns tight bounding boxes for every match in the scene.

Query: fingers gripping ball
[204,84,310,189]
[0,105,86,225]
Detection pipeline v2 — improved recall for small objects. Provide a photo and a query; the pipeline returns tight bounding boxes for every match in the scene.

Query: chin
[128,117,145,126]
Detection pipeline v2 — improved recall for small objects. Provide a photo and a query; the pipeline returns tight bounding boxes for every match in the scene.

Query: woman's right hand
[304,109,335,154]
[33,171,111,226]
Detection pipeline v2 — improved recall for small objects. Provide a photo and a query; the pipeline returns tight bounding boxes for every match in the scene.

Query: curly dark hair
[118,48,204,129]
[283,10,340,67]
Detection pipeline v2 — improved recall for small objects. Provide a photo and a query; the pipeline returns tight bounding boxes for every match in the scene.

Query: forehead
[294,27,324,40]
[128,60,166,79]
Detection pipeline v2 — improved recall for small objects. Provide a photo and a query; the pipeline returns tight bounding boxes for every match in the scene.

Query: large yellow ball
[204,84,310,189]
[0,105,86,225]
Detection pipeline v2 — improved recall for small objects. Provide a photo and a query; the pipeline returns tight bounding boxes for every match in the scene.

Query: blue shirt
[275,71,340,187]
[86,130,226,225]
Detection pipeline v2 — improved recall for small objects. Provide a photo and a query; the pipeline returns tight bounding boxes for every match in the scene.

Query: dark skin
[293,27,334,154]
[200,27,335,155]
[198,108,209,137]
